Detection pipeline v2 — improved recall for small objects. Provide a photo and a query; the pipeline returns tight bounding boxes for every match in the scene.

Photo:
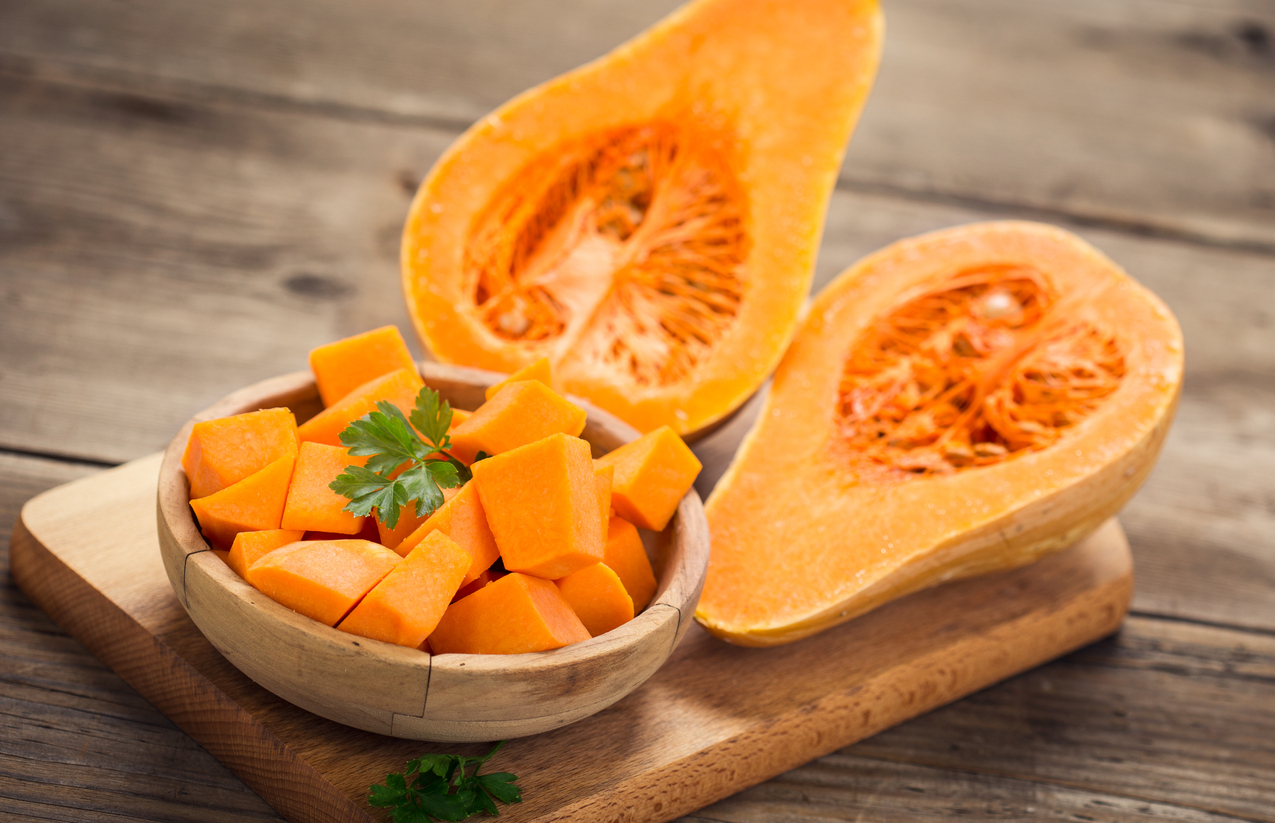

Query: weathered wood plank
[2,0,1273,247]
[3,71,1272,635]
[849,616,1275,822]
[685,756,1252,822]
[3,455,1270,821]
[0,452,281,822]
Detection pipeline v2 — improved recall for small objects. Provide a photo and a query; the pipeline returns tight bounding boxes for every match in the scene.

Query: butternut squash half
[696,222,1183,646]
[402,0,883,438]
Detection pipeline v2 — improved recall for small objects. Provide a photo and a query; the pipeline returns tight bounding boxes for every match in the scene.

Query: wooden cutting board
[10,453,1133,823]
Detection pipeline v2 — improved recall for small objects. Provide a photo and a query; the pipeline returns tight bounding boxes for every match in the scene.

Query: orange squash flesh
[226,528,305,579]
[337,531,471,648]
[485,358,552,402]
[453,568,502,603]
[472,433,605,579]
[402,0,884,438]
[554,563,634,638]
[281,442,365,535]
[189,454,296,549]
[594,464,615,526]
[296,367,424,447]
[429,573,591,655]
[695,222,1184,646]
[245,540,401,627]
[182,407,298,499]
[394,482,499,585]
[602,516,658,612]
[308,325,418,408]
[594,426,702,532]
[448,380,586,464]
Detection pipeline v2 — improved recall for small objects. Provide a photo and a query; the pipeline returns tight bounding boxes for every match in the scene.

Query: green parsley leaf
[339,401,427,475]
[329,387,473,529]
[368,742,522,822]
[329,465,402,522]
[410,386,453,449]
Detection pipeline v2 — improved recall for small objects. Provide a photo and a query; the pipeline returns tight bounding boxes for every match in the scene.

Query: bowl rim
[157,361,709,703]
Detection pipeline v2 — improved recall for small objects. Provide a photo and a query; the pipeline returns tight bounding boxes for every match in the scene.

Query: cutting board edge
[8,455,1134,823]
[10,498,375,823]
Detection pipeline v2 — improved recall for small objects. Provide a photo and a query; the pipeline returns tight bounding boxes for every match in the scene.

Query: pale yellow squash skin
[402,0,883,438]
[695,222,1184,646]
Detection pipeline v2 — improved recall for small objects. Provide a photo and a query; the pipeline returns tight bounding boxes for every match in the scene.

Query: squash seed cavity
[837,266,1126,477]
[464,123,748,387]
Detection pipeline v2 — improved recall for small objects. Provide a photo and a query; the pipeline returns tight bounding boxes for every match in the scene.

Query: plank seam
[835,750,1271,823]
[4,51,1275,258]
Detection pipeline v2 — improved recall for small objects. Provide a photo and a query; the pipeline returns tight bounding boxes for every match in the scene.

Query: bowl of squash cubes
[157,326,710,741]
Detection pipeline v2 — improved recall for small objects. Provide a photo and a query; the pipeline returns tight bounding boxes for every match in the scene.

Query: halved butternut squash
[402,0,883,438]
[695,222,1183,646]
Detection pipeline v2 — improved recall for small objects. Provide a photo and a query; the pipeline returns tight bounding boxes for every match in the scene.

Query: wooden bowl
[156,363,710,741]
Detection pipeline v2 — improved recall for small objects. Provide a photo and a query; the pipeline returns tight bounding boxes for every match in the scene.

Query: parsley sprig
[329,387,470,529]
[368,741,522,822]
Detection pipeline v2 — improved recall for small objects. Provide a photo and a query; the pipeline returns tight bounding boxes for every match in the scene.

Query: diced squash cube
[603,516,658,611]
[375,484,461,551]
[394,483,498,585]
[448,381,586,464]
[594,463,615,528]
[473,433,605,579]
[593,426,702,531]
[227,528,305,579]
[309,325,418,407]
[555,563,633,638]
[337,531,471,647]
[297,368,424,447]
[484,358,553,402]
[281,442,365,535]
[429,573,590,654]
[245,539,400,626]
[190,454,295,549]
[182,407,298,499]
[452,568,502,603]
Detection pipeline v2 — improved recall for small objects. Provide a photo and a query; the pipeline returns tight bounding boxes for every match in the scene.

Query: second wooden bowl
[156,363,710,741]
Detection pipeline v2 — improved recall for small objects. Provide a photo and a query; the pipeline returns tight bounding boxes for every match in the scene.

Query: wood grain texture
[12,455,1134,823]
[2,0,1272,247]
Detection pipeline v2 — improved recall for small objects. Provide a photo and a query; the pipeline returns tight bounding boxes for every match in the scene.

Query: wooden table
[2,1,1272,820]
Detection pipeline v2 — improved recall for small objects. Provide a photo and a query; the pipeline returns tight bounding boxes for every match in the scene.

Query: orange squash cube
[245,539,400,626]
[452,568,502,603]
[593,426,702,531]
[429,573,590,655]
[189,454,296,549]
[484,358,553,402]
[595,463,615,527]
[394,483,498,585]
[472,433,605,579]
[555,563,634,637]
[226,528,305,579]
[603,516,658,611]
[281,442,365,535]
[308,325,418,408]
[297,367,424,447]
[182,407,298,499]
[337,531,471,647]
[448,380,586,464]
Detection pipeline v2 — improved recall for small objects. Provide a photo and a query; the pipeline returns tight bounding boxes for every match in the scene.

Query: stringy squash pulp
[696,222,1183,646]
[402,0,883,438]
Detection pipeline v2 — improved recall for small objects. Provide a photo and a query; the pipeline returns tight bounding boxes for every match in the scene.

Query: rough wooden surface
[1,0,1273,820]
[13,460,1136,822]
